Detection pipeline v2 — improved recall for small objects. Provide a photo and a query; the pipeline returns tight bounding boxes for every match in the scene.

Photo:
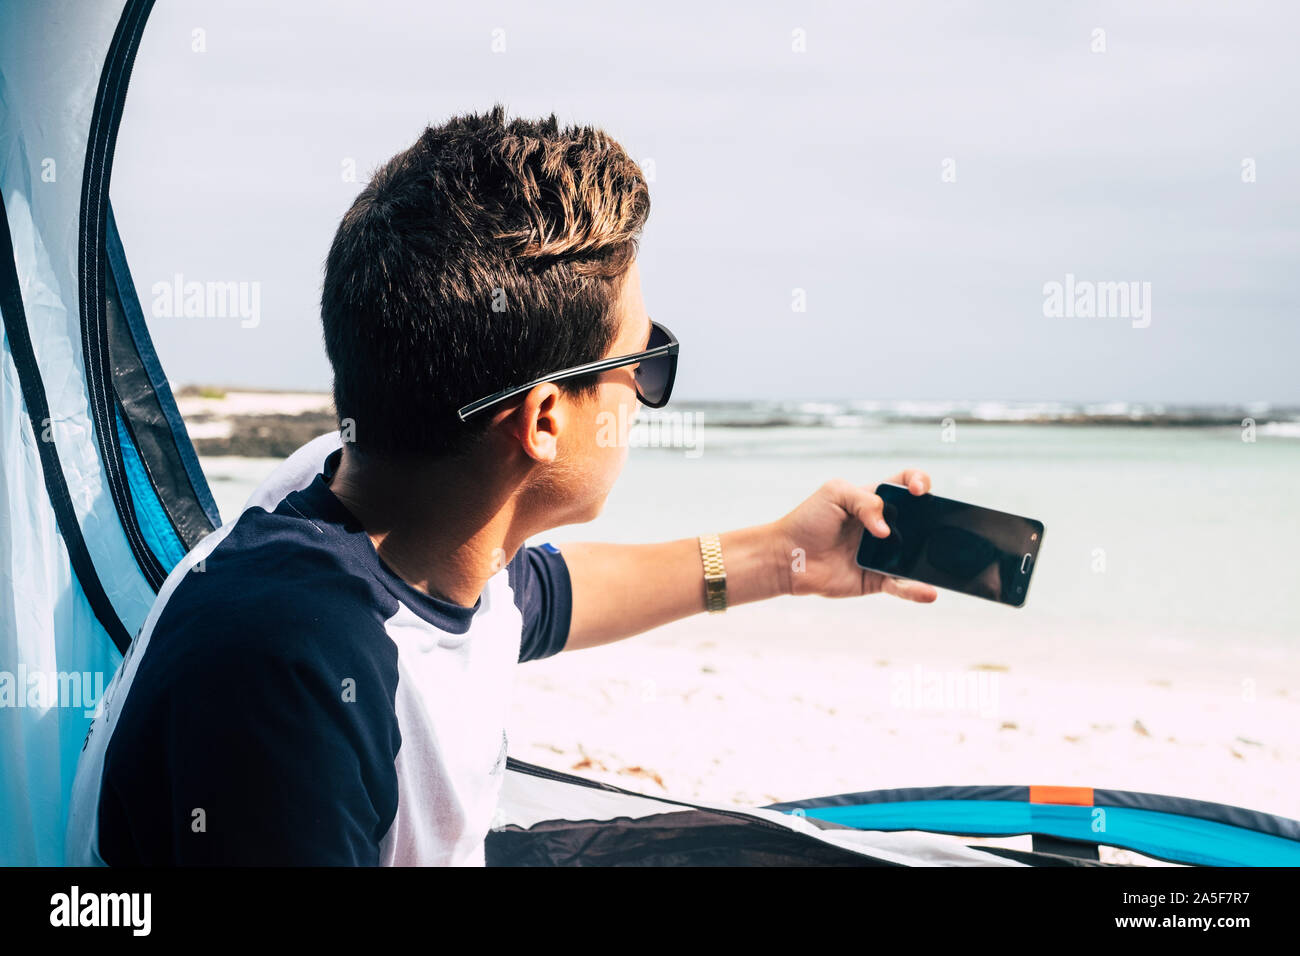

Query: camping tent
[485,759,1300,866]
[3,0,1299,867]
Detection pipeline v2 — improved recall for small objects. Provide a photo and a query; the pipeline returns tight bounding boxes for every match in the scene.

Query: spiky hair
[321,104,651,459]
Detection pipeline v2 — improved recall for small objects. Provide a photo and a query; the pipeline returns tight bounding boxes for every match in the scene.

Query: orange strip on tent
[1029,786,1094,806]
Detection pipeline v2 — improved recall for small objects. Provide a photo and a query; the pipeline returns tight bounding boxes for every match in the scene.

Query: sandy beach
[505,599,1300,823]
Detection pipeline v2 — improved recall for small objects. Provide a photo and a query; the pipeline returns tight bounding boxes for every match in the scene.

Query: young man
[65,105,936,866]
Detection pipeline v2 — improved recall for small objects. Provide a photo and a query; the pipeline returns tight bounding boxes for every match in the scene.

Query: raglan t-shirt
[64,432,572,866]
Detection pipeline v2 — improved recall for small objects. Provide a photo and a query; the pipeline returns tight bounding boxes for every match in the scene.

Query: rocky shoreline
[175,387,1298,458]
[175,386,337,458]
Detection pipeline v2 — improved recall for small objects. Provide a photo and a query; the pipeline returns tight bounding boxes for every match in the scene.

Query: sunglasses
[457,319,679,422]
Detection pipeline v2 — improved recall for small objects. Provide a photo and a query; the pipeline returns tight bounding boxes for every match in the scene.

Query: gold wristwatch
[698,533,727,614]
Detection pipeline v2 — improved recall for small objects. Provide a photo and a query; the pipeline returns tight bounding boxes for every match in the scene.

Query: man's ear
[507,384,563,462]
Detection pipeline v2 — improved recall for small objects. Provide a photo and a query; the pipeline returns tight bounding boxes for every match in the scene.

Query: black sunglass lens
[634,325,673,405]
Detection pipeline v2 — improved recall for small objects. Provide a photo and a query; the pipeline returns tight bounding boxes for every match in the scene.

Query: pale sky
[111,0,1300,404]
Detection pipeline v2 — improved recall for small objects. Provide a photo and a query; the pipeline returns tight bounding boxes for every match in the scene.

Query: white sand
[175,389,333,418]
[508,597,1300,823]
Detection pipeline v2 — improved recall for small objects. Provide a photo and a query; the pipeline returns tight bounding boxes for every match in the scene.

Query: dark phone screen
[856,484,1044,607]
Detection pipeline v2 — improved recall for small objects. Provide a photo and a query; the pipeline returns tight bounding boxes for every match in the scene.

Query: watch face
[705,576,727,611]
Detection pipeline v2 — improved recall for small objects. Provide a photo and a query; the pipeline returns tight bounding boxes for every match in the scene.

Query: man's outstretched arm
[559,469,938,652]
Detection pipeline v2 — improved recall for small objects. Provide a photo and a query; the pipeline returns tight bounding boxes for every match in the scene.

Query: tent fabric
[486,758,1029,867]
[0,0,214,865]
[106,204,220,548]
[765,785,1300,867]
[74,0,169,594]
[3,0,1300,869]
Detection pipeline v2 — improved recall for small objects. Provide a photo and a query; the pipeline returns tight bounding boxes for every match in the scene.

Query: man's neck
[326,443,530,608]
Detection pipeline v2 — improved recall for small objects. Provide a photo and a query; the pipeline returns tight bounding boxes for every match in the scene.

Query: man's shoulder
[506,542,572,662]
[145,498,399,684]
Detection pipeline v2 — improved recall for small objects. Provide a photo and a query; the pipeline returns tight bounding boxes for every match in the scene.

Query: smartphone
[855,483,1044,607]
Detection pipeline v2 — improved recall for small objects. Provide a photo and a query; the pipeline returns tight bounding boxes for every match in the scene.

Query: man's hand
[771,471,939,603]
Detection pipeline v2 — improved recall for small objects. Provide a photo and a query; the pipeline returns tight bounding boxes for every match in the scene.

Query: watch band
[698,533,727,614]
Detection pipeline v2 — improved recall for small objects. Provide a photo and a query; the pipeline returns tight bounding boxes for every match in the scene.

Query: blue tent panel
[796,799,1300,868]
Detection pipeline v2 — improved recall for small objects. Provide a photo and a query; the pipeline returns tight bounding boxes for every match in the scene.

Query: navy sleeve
[98,591,402,866]
[511,543,573,663]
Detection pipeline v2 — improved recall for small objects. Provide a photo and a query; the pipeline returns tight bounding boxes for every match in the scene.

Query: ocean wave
[670,400,1300,429]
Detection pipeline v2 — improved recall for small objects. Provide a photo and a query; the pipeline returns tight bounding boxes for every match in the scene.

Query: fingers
[824,472,931,540]
[830,479,890,538]
[879,574,939,603]
[885,468,931,496]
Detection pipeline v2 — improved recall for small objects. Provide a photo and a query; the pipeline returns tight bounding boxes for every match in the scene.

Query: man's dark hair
[321,104,651,460]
